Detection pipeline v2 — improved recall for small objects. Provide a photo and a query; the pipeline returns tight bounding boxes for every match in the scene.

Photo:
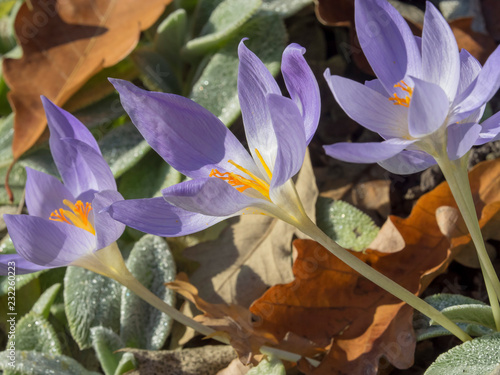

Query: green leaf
[430,304,496,331]
[121,235,176,350]
[31,283,61,319]
[64,267,121,349]
[131,49,182,93]
[316,198,380,252]
[185,0,261,58]
[98,122,151,178]
[191,0,224,36]
[91,326,125,375]
[424,333,500,375]
[414,294,493,341]
[0,114,26,204]
[247,355,286,374]
[0,0,19,55]
[260,0,312,17]
[154,8,187,76]
[189,12,286,126]
[15,311,62,355]
[0,236,45,296]
[114,352,136,375]
[118,151,182,199]
[0,350,100,375]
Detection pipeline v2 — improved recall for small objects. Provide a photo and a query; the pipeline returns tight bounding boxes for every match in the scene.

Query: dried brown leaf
[3,0,170,159]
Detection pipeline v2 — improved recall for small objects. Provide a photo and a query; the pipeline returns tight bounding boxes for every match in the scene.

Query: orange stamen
[50,200,95,235]
[209,148,272,199]
[389,80,413,107]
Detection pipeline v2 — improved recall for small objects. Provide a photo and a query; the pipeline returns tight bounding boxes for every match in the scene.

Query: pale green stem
[79,242,320,366]
[436,156,500,331]
[116,270,320,366]
[295,218,472,342]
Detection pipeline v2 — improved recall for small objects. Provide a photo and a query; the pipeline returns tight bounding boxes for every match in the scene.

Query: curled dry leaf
[167,279,279,365]
[167,278,323,366]
[3,0,171,160]
[249,234,457,374]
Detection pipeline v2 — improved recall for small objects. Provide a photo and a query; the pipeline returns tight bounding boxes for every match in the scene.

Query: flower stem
[116,268,320,366]
[436,156,500,331]
[85,242,320,366]
[297,218,472,342]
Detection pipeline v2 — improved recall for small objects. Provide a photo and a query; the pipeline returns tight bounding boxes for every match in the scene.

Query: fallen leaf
[249,236,454,374]
[167,279,278,365]
[449,18,496,64]
[3,0,171,160]
[184,150,318,307]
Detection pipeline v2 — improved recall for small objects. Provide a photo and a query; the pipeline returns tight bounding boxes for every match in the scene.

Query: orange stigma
[50,200,95,235]
[209,149,271,199]
[389,80,413,107]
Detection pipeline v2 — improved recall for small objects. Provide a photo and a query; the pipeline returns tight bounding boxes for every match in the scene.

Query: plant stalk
[436,156,500,331]
[297,218,472,342]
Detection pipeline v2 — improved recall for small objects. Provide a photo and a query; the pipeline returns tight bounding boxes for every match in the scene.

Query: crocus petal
[106,197,230,237]
[62,138,116,194]
[281,43,320,144]
[324,72,408,138]
[455,46,500,114]
[447,122,481,160]
[4,215,95,268]
[421,2,460,100]
[408,78,449,137]
[324,139,413,164]
[355,0,422,92]
[162,178,263,217]
[267,94,306,190]
[378,150,436,174]
[110,78,256,179]
[43,97,106,196]
[42,97,101,154]
[475,111,500,145]
[238,40,281,170]
[456,49,482,98]
[364,78,387,96]
[0,254,48,275]
[25,168,74,219]
[93,190,125,251]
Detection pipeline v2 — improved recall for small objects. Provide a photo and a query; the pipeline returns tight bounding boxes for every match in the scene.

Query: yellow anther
[209,148,273,199]
[389,80,413,107]
[50,200,95,235]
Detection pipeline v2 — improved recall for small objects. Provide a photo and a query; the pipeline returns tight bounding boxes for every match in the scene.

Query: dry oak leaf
[3,0,171,160]
[167,279,279,365]
[249,233,459,375]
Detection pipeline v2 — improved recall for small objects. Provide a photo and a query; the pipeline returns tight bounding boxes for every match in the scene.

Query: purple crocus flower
[324,0,500,174]
[107,41,320,236]
[0,98,125,277]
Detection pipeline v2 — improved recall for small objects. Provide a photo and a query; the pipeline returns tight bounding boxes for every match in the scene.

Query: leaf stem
[296,218,472,342]
[436,155,500,331]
